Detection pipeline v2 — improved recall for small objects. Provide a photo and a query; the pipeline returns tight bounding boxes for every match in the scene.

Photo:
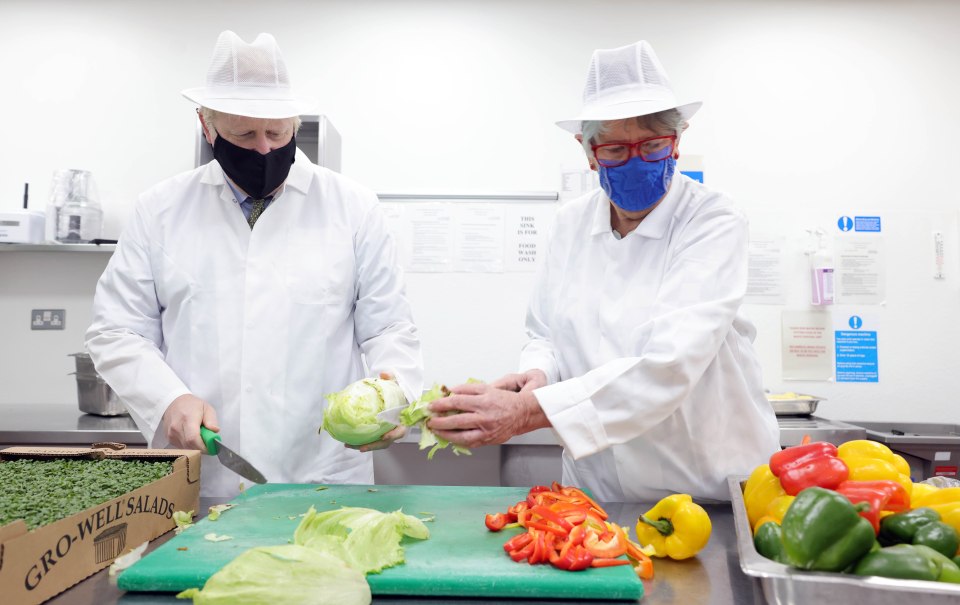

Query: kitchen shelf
[0,243,115,253]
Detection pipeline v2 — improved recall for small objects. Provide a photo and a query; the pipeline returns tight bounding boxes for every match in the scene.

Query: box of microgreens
[0,445,200,605]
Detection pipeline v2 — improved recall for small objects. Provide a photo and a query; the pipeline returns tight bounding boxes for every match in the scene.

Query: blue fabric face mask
[598,155,676,213]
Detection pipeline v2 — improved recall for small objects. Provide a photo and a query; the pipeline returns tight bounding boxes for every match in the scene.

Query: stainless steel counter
[45,497,763,605]
[0,403,146,446]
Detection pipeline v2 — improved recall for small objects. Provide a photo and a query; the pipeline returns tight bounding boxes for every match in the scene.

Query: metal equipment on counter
[69,353,127,416]
[847,421,960,481]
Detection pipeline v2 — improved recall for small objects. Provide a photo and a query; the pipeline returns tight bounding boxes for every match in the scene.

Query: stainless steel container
[69,353,128,416]
[728,476,960,604]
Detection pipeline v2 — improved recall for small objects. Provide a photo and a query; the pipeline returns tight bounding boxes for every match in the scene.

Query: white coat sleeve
[84,201,190,447]
[534,206,750,459]
[352,203,424,404]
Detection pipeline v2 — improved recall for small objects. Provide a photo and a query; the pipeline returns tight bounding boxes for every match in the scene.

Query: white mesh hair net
[207,32,290,89]
[556,41,701,134]
[182,31,316,119]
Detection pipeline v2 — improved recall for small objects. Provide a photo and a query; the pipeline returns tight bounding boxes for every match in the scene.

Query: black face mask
[212,133,297,199]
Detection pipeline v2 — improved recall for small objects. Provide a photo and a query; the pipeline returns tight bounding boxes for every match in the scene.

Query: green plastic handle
[199,425,221,455]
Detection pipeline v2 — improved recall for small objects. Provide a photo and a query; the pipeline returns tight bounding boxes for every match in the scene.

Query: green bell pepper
[854,544,940,581]
[879,507,960,558]
[781,486,876,572]
[754,521,786,563]
[913,544,960,583]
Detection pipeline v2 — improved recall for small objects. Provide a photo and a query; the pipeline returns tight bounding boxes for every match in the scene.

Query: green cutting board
[119,484,643,601]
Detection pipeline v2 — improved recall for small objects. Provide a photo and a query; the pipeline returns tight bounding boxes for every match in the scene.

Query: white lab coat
[521,174,780,502]
[85,150,423,497]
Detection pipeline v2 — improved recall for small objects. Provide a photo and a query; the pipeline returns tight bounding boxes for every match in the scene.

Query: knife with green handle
[199,426,268,484]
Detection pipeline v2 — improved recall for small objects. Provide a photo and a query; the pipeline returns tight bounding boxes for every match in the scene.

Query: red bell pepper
[835,479,911,533]
[485,513,509,532]
[769,441,849,495]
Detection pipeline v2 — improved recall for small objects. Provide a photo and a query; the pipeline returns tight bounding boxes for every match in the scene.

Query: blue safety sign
[854,216,881,232]
[835,329,878,383]
[838,216,854,232]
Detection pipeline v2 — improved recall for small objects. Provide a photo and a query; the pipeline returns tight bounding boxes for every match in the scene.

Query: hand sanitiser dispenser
[808,230,834,306]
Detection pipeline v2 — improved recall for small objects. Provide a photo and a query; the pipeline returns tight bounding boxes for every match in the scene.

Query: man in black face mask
[85,31,423,497]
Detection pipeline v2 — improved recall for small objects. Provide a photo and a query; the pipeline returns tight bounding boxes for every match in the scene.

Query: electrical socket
[31,309,66,330]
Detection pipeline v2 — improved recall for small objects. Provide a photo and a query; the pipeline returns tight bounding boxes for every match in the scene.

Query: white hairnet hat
[181,31,317,119]
[556,40,701,134]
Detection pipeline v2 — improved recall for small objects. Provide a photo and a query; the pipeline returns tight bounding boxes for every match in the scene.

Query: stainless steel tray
[728,476,960,604]
[766,392,822,416]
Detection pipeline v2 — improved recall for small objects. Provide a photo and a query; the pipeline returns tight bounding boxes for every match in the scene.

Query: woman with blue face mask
[428,40,781,503]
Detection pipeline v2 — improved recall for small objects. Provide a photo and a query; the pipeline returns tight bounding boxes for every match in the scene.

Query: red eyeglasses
[591,135,676,168]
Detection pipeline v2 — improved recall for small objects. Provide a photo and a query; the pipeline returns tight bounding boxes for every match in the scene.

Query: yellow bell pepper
[752,494,795,534]
[910,482,940,505]
[913,487,960,508]
[743,464,787,529]
[926,501,960,540]
[635,494,712,560]
[837,440,913,500]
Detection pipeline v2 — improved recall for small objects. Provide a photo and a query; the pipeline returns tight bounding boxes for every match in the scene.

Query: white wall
[2,0,959,425]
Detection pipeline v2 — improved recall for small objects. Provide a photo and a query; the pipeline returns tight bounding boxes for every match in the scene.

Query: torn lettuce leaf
[207,504,235,521]
[293,506,429,574]
[173,510,194,534]
[399,382,473,459]
[175,545,370,605]
[321,378,407,446]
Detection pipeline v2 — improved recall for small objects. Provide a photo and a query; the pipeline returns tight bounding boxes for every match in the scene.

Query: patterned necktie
[247,198,267,229]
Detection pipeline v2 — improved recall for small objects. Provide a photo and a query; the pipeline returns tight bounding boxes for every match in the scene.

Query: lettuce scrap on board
[320,377,407,446]
[176,545,370,605]
[294,505,430,573]
[176,504,430,604]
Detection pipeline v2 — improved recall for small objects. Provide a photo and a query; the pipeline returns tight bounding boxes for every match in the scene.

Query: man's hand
[490,369,548,393]
[426,381,550,449]
[161,394,219,451]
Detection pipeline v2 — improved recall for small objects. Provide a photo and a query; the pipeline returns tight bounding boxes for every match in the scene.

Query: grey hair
[199,107,302,137]
[581,109,685,156]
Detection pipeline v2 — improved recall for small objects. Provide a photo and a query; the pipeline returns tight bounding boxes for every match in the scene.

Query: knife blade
[376,405,406,426]
[199,426,268,484]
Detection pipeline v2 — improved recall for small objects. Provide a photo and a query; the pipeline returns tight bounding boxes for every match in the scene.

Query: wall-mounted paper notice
[781,310,834,381]
[454,204,504,273]
[505,204,553,272]
[836,236,886,304]
[409,204,453,273]
[746,235,785,304]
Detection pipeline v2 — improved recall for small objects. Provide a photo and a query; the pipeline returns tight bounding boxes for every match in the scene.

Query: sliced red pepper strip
[485,513,509,532]
[625,538,654,580]
[509,540,535,562]
[531,505,574,531]
[550,544,594,571]
[591,558,631,567]
[559,486,607,517]
[503,532,533,553]
[527,520,570,537]
[583,524,627,558]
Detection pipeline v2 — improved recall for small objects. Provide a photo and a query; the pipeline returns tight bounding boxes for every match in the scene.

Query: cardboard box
[0,445,200,605]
